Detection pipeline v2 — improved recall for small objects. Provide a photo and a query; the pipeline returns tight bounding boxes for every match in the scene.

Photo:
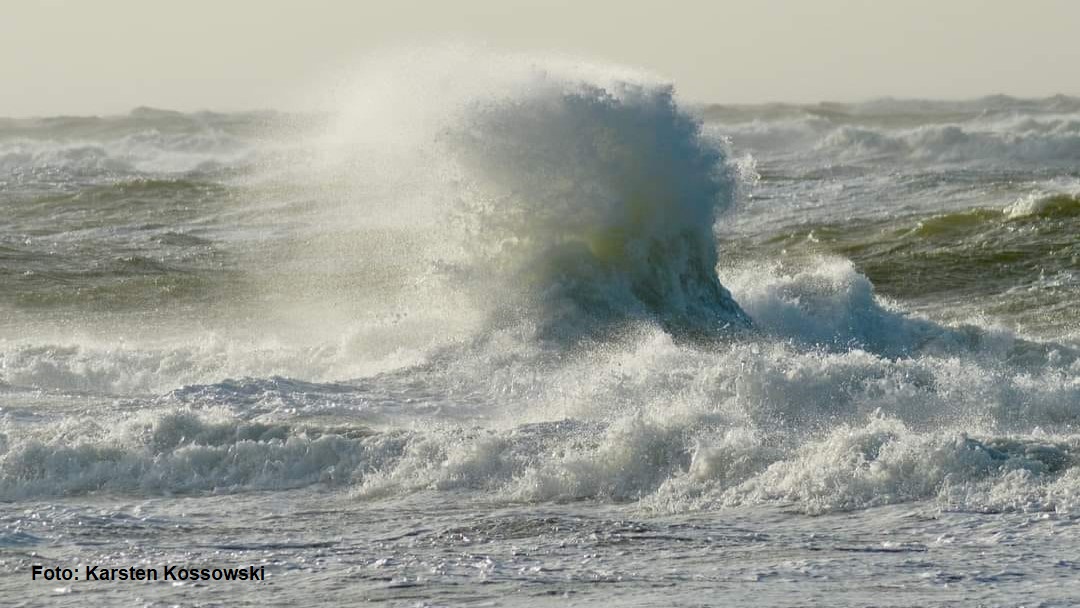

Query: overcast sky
[4,0,1079,116]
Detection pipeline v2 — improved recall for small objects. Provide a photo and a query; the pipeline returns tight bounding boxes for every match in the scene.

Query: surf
[1,50,1078,519]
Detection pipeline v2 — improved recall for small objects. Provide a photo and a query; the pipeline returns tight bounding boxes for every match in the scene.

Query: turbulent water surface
[2,54,1080,606]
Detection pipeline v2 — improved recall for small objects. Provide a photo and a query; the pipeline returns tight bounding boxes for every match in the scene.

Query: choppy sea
[2,53,1079,606]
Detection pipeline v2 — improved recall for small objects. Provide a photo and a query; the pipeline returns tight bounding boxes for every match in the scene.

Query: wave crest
[446,81,750,339]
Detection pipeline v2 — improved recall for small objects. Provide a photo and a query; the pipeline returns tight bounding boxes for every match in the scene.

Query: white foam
[0,410,403,499]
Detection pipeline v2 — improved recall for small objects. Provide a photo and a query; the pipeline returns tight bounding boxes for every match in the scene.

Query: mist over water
[2,50,1080,606]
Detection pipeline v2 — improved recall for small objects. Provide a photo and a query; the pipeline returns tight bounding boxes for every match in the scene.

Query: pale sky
[3,0,1079,117]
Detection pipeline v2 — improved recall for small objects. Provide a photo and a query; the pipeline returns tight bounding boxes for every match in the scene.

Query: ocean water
[2,53,1080,606]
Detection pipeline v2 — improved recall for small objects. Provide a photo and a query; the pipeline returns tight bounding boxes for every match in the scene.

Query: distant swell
[711,102,1080,168]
